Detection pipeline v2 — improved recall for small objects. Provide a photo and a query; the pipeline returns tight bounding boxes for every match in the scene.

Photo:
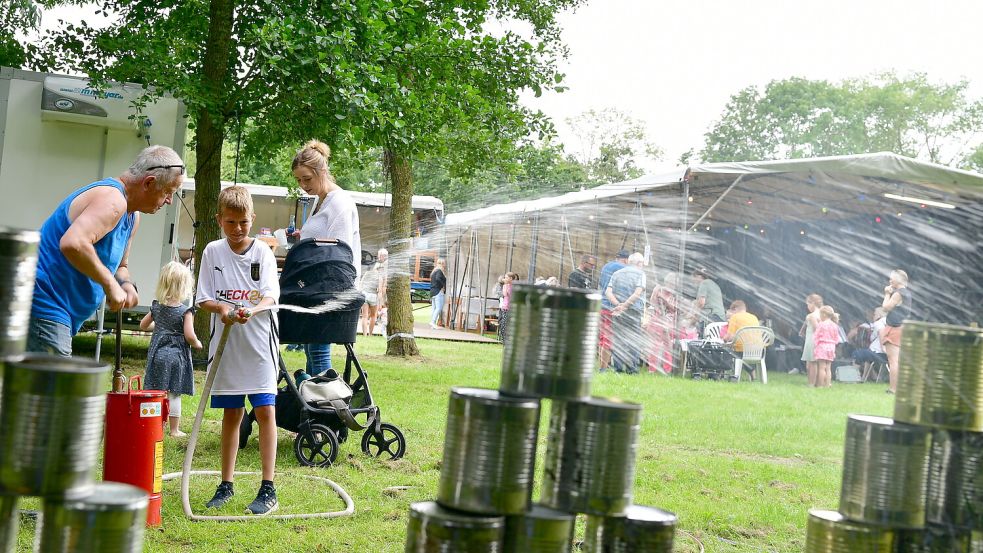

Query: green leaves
[699,73,983,166]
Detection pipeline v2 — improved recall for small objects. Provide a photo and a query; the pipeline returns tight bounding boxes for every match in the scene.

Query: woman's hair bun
[304,140,331,160]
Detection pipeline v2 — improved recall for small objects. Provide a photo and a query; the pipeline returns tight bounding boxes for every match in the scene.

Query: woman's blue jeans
[431,291,446,326]
[304,343,332,376]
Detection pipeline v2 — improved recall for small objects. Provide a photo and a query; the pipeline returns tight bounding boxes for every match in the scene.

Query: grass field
[15,332,894,552]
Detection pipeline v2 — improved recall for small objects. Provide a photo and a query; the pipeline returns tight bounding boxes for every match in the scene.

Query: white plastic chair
[703,322,727,343]
[732,326,775,383]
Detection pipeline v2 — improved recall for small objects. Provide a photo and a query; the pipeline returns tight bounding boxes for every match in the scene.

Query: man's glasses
[147,164,186,175]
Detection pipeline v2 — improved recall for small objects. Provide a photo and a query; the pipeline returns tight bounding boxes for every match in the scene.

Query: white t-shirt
[869,318,886,354]
[300,189,362,276]
[196,239,280,396]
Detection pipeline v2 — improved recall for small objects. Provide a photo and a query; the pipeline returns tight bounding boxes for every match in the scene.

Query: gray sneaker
[206,481,234,509]
[788,368,801,375]
[246,482,279,515]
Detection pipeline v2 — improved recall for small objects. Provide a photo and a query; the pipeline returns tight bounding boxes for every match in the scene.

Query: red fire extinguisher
[104,374,168,526]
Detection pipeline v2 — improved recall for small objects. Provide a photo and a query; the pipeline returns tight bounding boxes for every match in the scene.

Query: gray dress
[801,318,816,362]
[144,301,195,395]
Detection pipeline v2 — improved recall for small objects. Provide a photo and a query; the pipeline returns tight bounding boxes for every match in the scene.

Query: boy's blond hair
[218,185,254,215]
[156,261,194,305]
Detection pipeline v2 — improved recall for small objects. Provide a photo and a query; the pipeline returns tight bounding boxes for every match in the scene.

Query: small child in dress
[813,305,841,388]
[140,261,202,437]
[196,186,281,516]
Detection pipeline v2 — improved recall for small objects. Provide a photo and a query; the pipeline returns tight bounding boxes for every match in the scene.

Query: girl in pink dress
[646,273,679,375]
[813,305,840,388]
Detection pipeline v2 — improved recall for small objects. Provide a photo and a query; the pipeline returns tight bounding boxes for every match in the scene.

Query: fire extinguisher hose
[162,322,355,522]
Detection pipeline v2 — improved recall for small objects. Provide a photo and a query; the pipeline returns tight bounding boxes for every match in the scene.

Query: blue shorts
[210,393,277,409]
[26,317,73,357]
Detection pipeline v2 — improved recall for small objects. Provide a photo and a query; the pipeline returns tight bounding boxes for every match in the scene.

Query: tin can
[503,504,574,553]
[0,228,40,358]
[926,429,983,530]
[541,397,641,516]
[583,505,677,552]
[839,415,931,528]
[894,321,983,432]
[805,509,896,552]
[500,285,600,400]
[0,355,108,498]
[896,524,979,553]
[437,388,540,515]
[405,500,504,553]
[0,494,16,553]
[38,482,148,553]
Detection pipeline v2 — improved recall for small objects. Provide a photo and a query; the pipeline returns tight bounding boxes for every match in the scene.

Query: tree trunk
[383,147,420,356]
[192,0,235,359]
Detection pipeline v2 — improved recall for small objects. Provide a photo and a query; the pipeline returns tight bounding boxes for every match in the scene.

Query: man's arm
[114,212,141,308]
[624,285,644,308]
[605,285,619,307]
[60,188,129,311]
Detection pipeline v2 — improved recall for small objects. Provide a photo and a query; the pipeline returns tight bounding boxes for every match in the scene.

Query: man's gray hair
[628,252,644,265]
[128,145,183,189]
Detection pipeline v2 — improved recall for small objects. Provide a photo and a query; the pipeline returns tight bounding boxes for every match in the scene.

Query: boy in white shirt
[196,186,280,515]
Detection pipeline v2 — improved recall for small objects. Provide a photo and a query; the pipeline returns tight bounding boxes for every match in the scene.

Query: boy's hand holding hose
[220,306,252,325]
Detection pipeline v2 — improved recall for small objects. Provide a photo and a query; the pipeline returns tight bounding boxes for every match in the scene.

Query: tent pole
[673,178,691,375]
[455,229,475,332]
[591,200,600,265]
[463,229,478,334]
[506,220,517,273]
[482,224,494,334]
[449,228,466,330]
[689,174,744,231]
[558,214,566,283]
[527,212,540,281]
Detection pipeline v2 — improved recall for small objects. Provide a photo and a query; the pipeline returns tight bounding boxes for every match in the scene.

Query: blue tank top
[32,179,135,333]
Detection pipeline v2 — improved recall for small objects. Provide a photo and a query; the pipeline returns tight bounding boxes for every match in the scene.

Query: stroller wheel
[361,423,406,460]
[238,410,254,450]
[294,424,340,467]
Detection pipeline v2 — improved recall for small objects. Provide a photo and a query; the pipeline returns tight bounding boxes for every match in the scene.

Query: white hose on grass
[171,309,356,522]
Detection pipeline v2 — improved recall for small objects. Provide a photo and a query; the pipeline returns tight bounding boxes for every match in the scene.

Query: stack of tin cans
[806,321,983,552]
[0,228,149,552]
[405,284,678,552]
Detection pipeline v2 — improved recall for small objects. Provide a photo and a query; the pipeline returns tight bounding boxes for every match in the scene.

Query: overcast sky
[38,0,983,170]
[530,0,983,169]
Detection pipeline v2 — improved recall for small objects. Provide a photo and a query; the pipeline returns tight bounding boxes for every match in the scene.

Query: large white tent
[440,152,983,341]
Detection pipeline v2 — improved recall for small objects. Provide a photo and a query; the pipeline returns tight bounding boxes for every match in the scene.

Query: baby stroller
[238,238,407,467]
[686,340,739,381]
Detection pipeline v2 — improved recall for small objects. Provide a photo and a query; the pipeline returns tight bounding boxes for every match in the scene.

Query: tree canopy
[37,0,583,355]
[697,73,983,166]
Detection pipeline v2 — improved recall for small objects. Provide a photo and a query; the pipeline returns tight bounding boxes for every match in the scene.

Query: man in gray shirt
[605,253,647,374]
[692,268,726,327]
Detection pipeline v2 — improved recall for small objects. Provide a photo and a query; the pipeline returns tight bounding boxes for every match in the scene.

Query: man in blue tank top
[27,145,185,356]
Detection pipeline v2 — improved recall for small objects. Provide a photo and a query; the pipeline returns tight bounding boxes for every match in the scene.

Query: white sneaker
[429,323,438,329]
[788,368,801,375]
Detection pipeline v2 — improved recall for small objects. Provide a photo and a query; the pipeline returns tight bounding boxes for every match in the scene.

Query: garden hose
[163,316,355,522]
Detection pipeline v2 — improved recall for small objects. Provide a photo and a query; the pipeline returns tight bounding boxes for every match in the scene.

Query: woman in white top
[289,140,362,375]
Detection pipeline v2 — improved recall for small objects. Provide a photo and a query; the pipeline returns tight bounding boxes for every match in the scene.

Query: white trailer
[175,180,444,269]
[0,67,188,312]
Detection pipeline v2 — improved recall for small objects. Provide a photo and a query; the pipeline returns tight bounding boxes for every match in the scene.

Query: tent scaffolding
[441,152,983,342]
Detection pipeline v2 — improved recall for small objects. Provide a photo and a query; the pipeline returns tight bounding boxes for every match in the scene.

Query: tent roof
[180,179,444,211]
[445,152,983,227]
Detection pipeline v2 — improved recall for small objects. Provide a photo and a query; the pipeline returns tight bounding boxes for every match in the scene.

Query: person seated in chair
[722,300,761,380]
[849,307,888,379]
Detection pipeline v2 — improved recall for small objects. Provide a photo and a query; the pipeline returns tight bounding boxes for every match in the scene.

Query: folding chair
[732,326,775,383]
[704,321,727,343]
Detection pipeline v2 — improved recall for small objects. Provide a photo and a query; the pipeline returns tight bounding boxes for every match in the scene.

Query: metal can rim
[450,387,540,408]
[4,353,109,375]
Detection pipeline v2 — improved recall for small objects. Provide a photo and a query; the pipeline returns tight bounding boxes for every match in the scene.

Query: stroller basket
[278,238,365,344]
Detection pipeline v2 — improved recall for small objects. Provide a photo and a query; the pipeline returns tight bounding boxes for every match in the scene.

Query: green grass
[15,334,894,552]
